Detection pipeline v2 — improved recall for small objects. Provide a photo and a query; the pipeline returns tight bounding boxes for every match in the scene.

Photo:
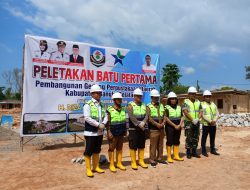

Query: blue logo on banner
[90,47,106,67]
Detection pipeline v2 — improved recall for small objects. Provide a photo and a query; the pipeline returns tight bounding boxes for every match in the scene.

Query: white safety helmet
[112,92,123,99]
[150,89,160,97]
[90,84,102,93]
[133,88,143,96]
[168,91,177,98]
[188,86,197,93]
[203,90,212,96]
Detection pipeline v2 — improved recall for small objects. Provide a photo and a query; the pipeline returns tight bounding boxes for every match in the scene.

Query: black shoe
[157,160,168,164]
[186,149,192,159]
[211,149,220,156]
[150,162,157,168]
[192,149,201,158]
[202,151,208,157]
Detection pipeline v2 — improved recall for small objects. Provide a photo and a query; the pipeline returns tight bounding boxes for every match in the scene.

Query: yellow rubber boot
[116,150,126,171]
[108,151,117,172]
[84,156,94,177]
[167,146,174,163]
[130,149,138,170]
[173,145,184,161]
[138,149,148,169]
[92,154,105,173]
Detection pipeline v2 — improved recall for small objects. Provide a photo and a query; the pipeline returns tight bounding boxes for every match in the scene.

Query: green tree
[246,66,250,80]
[4,88,13,99]
[161,64,182,93]
[172,84,189,94]
[1,68,22,100]
[220,86,234,90]
[0,87,5,100]
[14,92,21,100]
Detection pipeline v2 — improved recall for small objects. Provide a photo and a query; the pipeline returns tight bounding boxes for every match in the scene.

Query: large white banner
[21,35,160,136]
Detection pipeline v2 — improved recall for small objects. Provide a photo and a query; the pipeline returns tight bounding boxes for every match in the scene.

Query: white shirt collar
[91,98,100,104]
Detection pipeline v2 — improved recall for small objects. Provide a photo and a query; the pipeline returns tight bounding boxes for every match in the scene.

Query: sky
[0,0,249,90]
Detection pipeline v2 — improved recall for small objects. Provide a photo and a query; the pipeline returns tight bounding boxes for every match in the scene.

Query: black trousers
[128,129,146,150]
[84,135,103,156]
[165,119,181,146]
[201,125,216,151]
[165,125,181,146]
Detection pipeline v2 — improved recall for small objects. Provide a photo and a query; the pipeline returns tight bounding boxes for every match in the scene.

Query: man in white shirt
[83,84,108,177]
[50,41,69,62]
[142,55,156,73]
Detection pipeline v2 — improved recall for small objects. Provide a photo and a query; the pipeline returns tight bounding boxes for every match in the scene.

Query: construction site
[0,106,249,190]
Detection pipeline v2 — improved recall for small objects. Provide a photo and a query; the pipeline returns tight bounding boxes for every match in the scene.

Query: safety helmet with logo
[188,86,197,93]
[150,89,160,97]
[203,90,212,96]
[90,84,103,93]
[133,88,143,96]
[168,91,177,98]
[112,92,123,99]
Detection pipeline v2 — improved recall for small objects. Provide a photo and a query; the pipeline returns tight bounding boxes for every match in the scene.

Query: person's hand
[124,131,128,137]
[99,123,105,129]
[174,124,179,130]
[139,121,145,127]
[211,120,216,126]
[192,119,199,125]
[108,130,113,140]
[175,124,181,130]
[138,122,145,130]
[138,121,145,127]
[160,122,165,128]
[156,123,162,129]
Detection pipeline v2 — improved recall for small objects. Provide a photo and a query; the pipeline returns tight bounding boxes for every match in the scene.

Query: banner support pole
[20,136,37,152]
[74,133,76,144]
[70,133,84,144]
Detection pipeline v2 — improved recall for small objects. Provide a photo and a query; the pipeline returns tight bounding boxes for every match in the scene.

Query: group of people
[83,84,220,177]
[34,40,84,64]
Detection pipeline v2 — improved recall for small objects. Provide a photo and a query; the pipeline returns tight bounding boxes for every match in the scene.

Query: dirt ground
[0,126,249,190]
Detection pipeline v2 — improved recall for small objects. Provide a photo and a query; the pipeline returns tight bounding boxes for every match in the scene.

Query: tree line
[0,68,22,100]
